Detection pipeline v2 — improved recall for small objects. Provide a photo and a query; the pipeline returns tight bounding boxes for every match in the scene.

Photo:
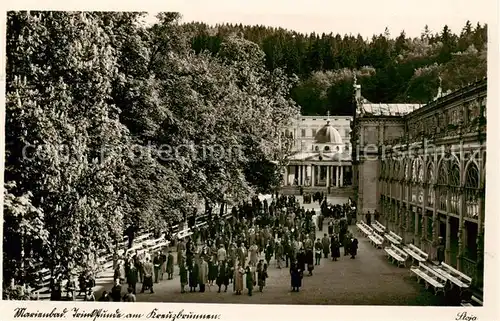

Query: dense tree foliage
[4,11,298,290]
[188,21,487,115]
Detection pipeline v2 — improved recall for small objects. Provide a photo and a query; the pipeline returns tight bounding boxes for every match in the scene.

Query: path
[121,196,447,305]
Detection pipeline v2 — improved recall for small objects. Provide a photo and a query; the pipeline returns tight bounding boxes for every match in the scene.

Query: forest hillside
[185,21,487,115]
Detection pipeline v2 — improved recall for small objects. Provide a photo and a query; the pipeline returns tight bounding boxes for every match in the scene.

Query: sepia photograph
[0,1,497,319]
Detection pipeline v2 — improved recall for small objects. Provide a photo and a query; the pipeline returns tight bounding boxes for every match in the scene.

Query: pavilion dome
[315,121,342,144]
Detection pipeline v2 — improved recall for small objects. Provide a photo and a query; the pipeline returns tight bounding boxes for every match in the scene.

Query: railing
[461,257,478,286]
[28,207,234,301]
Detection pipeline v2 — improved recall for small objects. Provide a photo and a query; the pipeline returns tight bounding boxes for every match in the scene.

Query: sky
[140,0,495,39]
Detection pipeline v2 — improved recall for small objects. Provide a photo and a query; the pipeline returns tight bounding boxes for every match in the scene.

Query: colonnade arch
[378,148,485,286]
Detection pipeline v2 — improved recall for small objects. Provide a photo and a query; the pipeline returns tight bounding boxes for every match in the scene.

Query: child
[258,264,269,292]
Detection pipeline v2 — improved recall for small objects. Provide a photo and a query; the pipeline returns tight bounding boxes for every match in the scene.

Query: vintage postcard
[0,0,498,320]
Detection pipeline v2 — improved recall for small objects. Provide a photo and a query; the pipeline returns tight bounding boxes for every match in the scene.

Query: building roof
[359,102,423,116]
[314,121,343,143]
[288,151,351,162]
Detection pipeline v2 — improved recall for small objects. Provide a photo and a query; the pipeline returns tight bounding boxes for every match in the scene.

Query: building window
[315,146,320,152]
[324,146,330,151]
[301,129,306,137]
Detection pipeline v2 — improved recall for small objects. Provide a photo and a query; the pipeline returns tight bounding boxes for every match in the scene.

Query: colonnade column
[445,215,451,264]
[340,166,344,187]
[311,165,315,187]
[336,166,340,187]
[326,165,330,187]
[284,166,289,186]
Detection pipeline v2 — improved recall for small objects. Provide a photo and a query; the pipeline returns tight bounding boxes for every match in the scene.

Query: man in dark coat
[189,261,199,292]
[216,261,229,293]
[328,220,334,235]
[126,264,138,294]
[322,233,330,258]
[437,236,445,264]
[350,237,359,259]
[297,248,307,274]
[110,279,122,302]
[343,234,352,256]
[331,235,341,261]
[290,260,302,292]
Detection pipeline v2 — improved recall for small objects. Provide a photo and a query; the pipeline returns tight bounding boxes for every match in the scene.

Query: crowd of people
[50,193,359,301]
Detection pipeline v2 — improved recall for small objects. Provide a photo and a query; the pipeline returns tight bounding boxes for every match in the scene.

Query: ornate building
[281,114,353,194]
[351,78,486,287]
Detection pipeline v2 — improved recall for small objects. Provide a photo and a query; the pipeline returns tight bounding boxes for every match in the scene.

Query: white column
[311,165,315,187]
[284,166,288,186]
[336,166,340,187]
[326,165,330,187]
[301,165,305,185]
[340,166,344,187]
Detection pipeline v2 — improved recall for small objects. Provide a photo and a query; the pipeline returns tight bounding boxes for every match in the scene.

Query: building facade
[281,115,353,194]
[351,79,486,287]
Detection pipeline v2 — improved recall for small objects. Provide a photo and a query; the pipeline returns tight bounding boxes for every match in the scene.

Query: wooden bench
[29,208,234,300]
[368,232,384,249]
[440,262,473,286]
[461,295,483,307]
[410,263,447,295]
[388,231,402,244]
[384,244,408,267]
[371,221,386,234]
[403,244,428,263]
[356,222,372,237]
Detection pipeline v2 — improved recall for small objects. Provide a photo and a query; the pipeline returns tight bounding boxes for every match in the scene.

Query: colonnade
[283,164,349,187]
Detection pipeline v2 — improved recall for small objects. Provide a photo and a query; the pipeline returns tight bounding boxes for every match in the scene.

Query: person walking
[122,287,136,302]
[321,233,330,259]
[289,260,302,292]
[245,265,254,296]
[198,257,209,293]
[257,264,268,292]
[179,262,188,293]
[314,238,322,265]
[188,261,199,293]
[141,258,154,294]
[216,261,229,293]
[111,279,122,302]
[350,237,359,259]
[126,263,138,294]
[331,235,340,261]
[234,262,244,295]
[166,251,174,280]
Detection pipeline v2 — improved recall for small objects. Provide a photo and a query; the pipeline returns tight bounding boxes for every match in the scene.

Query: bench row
[31,211,231,300]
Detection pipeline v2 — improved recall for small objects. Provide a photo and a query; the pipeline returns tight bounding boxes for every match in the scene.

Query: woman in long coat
[289,260,302,292]
[245,266,254,296]
[188,262,199,292]
[305,249,314,276]
[198,258,209,292]
[350,238,359,259]
[257,264,268,292]
[249,244,259,266]
[330,236,340,261]
[209,258,218,285]
[216,261,229,292]
[234,262,245,295]
[179,263,188,293]
[297,248,306,273]
[166,251,174,280]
